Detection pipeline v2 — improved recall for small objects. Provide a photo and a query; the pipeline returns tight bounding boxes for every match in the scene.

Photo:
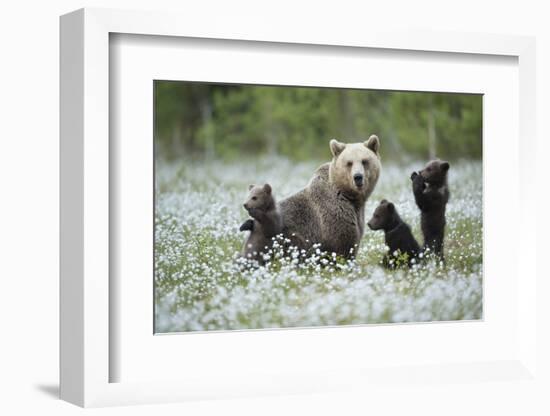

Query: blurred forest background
[154,81,482,162]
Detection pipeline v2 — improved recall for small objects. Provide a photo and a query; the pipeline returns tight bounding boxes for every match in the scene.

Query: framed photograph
[60,8,538,407]
[152,80,483,334]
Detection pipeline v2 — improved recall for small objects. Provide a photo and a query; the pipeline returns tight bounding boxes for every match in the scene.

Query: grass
[154,156,482,332]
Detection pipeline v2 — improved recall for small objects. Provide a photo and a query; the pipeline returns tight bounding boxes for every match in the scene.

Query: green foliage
[155,81,482,162]
[382,250,412,269]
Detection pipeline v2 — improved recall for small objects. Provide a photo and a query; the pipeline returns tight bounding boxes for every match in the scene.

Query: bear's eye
[347,161,353,168]
[252,196,257,201]
[362,159,368,166]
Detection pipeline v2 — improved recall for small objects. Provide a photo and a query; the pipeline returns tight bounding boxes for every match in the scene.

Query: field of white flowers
[155,157,482,332]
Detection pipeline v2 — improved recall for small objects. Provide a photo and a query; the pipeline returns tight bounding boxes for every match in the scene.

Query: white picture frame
[60,8,538,408]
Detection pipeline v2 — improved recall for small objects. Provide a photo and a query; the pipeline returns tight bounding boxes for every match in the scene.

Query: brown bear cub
[239,184,282,264]
[367,200,421,268]
[410,159,450,261]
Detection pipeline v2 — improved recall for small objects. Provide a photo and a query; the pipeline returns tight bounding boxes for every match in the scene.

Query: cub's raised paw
[239,219,254,232]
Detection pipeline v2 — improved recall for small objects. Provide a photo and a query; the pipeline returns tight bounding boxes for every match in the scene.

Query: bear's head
[328,135,381,201]
[419,159,450,186]
[367,199,397,231]
[243,183,275,212]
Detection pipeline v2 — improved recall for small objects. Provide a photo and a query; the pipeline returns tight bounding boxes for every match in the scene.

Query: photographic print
[154,81,482,333]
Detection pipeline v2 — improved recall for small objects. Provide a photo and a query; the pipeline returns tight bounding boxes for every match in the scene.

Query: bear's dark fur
[239,184,282,264]
[411,159,450,260]
[367,199,421,268]
[278,137,381,258]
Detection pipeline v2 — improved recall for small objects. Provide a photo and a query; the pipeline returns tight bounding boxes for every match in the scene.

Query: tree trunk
[384,93,404,159]
[427,100,437,160]
[200,99,214,160]
[339,90,355,138]
[265,96,278,156]
[171,123,181,159]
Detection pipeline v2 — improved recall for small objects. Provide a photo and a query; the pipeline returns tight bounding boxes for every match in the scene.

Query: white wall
[1,1,548,415]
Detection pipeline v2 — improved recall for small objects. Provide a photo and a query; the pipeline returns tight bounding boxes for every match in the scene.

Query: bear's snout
[243,203,249,210]
[353,173,364,187]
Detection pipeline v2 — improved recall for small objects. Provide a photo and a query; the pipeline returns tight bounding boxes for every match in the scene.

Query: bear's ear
[441,161,450,171]
[380,199,388,204]
[386,202,395,213]
[248,184,255,191]
[263,183,272,194]
[330,139,346,157]
[365,134,380,154]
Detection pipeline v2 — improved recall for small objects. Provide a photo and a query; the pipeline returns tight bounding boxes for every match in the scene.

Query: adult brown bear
[279,135,381,258]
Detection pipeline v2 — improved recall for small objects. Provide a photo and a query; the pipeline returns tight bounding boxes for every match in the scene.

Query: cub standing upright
[411,160,450,261]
